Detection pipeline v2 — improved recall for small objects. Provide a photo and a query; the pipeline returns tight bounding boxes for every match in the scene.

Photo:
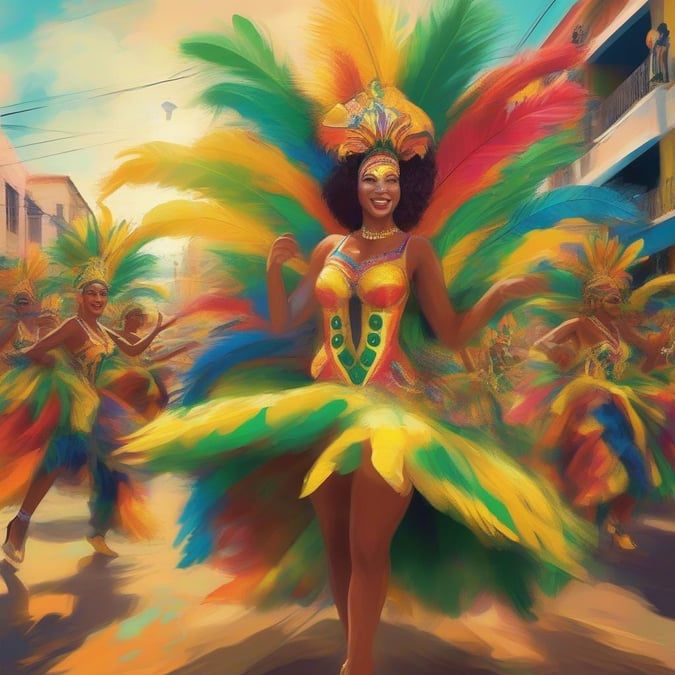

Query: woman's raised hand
[155,312,178,333]
[267,233,303,272]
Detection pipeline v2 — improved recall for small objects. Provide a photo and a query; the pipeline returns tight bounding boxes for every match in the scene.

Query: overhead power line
[516,0,560,50]
[0,138,128,167]
[0,71,196,120]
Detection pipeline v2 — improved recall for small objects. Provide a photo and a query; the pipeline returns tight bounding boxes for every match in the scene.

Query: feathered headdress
[97,0,673,382]
[0,245,49,307]
[558,230,643,304]
[513,227,675,327]
[319,81,434,162]
[46,203,165,304]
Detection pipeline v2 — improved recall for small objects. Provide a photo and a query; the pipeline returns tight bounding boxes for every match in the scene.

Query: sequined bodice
[313,236,412,386]
[583,340,630,382]
[13,321,38,350]
[69,318,115,384]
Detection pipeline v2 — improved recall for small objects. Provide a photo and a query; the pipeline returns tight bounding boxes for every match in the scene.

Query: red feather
[0,405,34,450]
[418,80,587,236]
[177,293,256,319]
[444,43,584,153]
[18,395,61,450]
[332,49,364,104]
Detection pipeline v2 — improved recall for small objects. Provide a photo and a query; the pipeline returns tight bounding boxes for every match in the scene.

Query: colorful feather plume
[303,0,404,108]
[182,15,330,176]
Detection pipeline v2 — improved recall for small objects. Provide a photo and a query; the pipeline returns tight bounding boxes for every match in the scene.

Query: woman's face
[13,293,38,317]
[597,289,623,318]
[357,161,401,222]
[80,282,109,318]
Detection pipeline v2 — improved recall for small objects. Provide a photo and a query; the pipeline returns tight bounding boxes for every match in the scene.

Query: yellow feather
[404,422,591,574]
[628,273,675,311]
[300,426,370,497]
[302,0,405,108]
[371,426,409,492]
[494,226,589,281]
[442,229,498,285]
[190,129,342,232]
[117,199,308,276]
[265,383,350,426]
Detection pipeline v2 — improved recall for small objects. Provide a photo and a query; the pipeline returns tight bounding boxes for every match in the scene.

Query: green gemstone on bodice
[330,311,386,385]
[338,349,355,368]
[360,347,376,367]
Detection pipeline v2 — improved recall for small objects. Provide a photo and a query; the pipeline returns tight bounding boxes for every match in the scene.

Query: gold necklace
[360,225,400,240]
[588,315,620,349]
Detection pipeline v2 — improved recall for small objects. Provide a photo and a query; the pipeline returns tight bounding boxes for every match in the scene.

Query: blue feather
[593,402,650,497]
[502,186,646,241]
[181,326,315,406]
[618,222,675,257]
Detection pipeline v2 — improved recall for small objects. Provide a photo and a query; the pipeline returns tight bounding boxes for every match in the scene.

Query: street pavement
[1,476,674,675]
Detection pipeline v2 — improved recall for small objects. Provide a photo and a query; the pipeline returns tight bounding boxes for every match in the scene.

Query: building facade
[546,0,674,276]
[26,174,94,247]
[0,128,31,258]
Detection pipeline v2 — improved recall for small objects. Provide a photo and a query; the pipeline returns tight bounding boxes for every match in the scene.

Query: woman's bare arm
[410,237,545,350]
[267,234,340,334]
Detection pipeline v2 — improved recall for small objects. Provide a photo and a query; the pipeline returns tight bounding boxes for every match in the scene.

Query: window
[28,214,42,243]
[5,183,19,234]
[56,203,64,218]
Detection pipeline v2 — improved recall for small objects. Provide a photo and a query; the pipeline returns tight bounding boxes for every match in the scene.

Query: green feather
[143,397,349,473]
[409,440,518,535]
[434,130,584,264]
[181,16,328,174]
[400,0,499,138]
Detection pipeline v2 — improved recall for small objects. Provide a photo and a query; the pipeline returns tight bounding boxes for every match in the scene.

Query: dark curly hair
[322,151,437,231]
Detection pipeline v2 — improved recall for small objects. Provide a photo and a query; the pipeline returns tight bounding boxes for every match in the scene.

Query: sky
[0,0,579,228]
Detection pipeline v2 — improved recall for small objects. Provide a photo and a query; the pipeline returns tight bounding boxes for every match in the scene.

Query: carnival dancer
[96,1,668,672]
[0,246,51,360]
[507,231,675,550]
[1,210,175,564]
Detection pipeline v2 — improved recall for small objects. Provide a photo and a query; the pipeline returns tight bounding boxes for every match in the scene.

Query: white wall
[0,130,28,257]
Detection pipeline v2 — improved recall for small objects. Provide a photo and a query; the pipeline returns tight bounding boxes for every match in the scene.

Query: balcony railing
[549,164,574,188]
[636,177,675,220]
[589,57,652,139]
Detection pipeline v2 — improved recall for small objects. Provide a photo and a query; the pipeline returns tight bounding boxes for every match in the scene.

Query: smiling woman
[1,208,174,565]
[106,2,607,670]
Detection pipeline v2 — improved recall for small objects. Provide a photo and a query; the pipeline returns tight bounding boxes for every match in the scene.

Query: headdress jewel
[319,81,435,166]
[74,257,110,290]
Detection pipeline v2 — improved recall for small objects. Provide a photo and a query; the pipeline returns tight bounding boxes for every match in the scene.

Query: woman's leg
[345,449,412,675]
[87,459,120,557]
[310,472,353,636]
[5,466,60,552]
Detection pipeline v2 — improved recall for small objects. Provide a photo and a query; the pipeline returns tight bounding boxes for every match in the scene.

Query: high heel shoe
[606,519,637,550]
[86,535,119,558]
[2,518,26,565]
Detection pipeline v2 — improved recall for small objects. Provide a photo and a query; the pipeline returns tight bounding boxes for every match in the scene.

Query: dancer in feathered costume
[94,0,671,671]
[96,303,174,422]
[0,246,52,363]
[0,207,177,564]
[507,230,675,550]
